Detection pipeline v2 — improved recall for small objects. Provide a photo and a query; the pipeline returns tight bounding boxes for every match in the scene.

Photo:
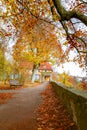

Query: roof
[38,62,53,71]
[20,61,53,71]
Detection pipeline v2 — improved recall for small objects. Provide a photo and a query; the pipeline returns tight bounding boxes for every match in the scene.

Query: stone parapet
[50,81,87,130]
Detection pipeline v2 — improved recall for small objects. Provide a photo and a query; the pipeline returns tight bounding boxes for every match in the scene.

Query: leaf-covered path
[36,83,78,130]
[0,82,47,130]
[0,82,77,130]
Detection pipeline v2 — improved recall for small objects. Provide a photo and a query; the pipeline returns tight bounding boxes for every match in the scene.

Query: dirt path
[0,82,48,130]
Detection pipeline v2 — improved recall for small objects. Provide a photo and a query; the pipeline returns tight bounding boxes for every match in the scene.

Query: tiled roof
[20,61,53,71]
[39,62,53,71]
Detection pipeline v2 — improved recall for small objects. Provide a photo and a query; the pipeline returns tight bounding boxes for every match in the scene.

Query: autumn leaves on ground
[0,83,77,130]
[0,93,13,104]
[36,84,77,130]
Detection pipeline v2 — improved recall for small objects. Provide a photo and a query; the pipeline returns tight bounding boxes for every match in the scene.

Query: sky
[53,49,87,77]
[53,62,86,77]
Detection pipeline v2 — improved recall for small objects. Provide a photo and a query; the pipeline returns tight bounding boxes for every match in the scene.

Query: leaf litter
[35,84,78,130]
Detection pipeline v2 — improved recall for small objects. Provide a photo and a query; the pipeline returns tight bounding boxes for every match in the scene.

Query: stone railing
[50,81,87,130]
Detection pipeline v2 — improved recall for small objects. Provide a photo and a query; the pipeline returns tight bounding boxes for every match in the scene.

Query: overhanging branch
[52,0,87,26]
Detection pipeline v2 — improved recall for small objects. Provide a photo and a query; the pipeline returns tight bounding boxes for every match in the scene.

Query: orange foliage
[36,84,77,130]
[0,0,86,72]
[12,18,63,66]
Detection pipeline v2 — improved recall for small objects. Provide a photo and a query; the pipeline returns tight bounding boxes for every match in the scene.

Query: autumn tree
[0,28,6,80]
[0,0,87,75]
[12,19,62,82]
[57,72,74,87]
[0,21,13,82]
[47,0,87,70]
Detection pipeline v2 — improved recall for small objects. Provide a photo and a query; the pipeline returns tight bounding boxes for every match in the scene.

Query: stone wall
[51,81,87,130]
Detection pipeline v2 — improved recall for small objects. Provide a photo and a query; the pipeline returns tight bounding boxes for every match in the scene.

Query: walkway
[0,82,47,130]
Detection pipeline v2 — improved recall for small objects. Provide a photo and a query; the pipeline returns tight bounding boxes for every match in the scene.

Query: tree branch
[52,0,87,25]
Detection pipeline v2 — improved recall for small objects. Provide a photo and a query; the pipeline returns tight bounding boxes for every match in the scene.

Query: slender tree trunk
[31,64,39,83]
[31,69,37,83]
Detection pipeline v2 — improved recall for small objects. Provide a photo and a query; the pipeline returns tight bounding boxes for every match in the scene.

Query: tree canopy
[13,19,63,67]
[0,0,87,73]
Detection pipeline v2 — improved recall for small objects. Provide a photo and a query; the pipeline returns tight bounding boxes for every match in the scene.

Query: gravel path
[0,82,48,130]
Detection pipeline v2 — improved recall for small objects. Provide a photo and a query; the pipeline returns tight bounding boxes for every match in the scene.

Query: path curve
[0,82,48,130]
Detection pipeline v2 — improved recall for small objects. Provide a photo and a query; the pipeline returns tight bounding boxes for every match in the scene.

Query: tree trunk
[31,69,37,83]
[31,64,39,83]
